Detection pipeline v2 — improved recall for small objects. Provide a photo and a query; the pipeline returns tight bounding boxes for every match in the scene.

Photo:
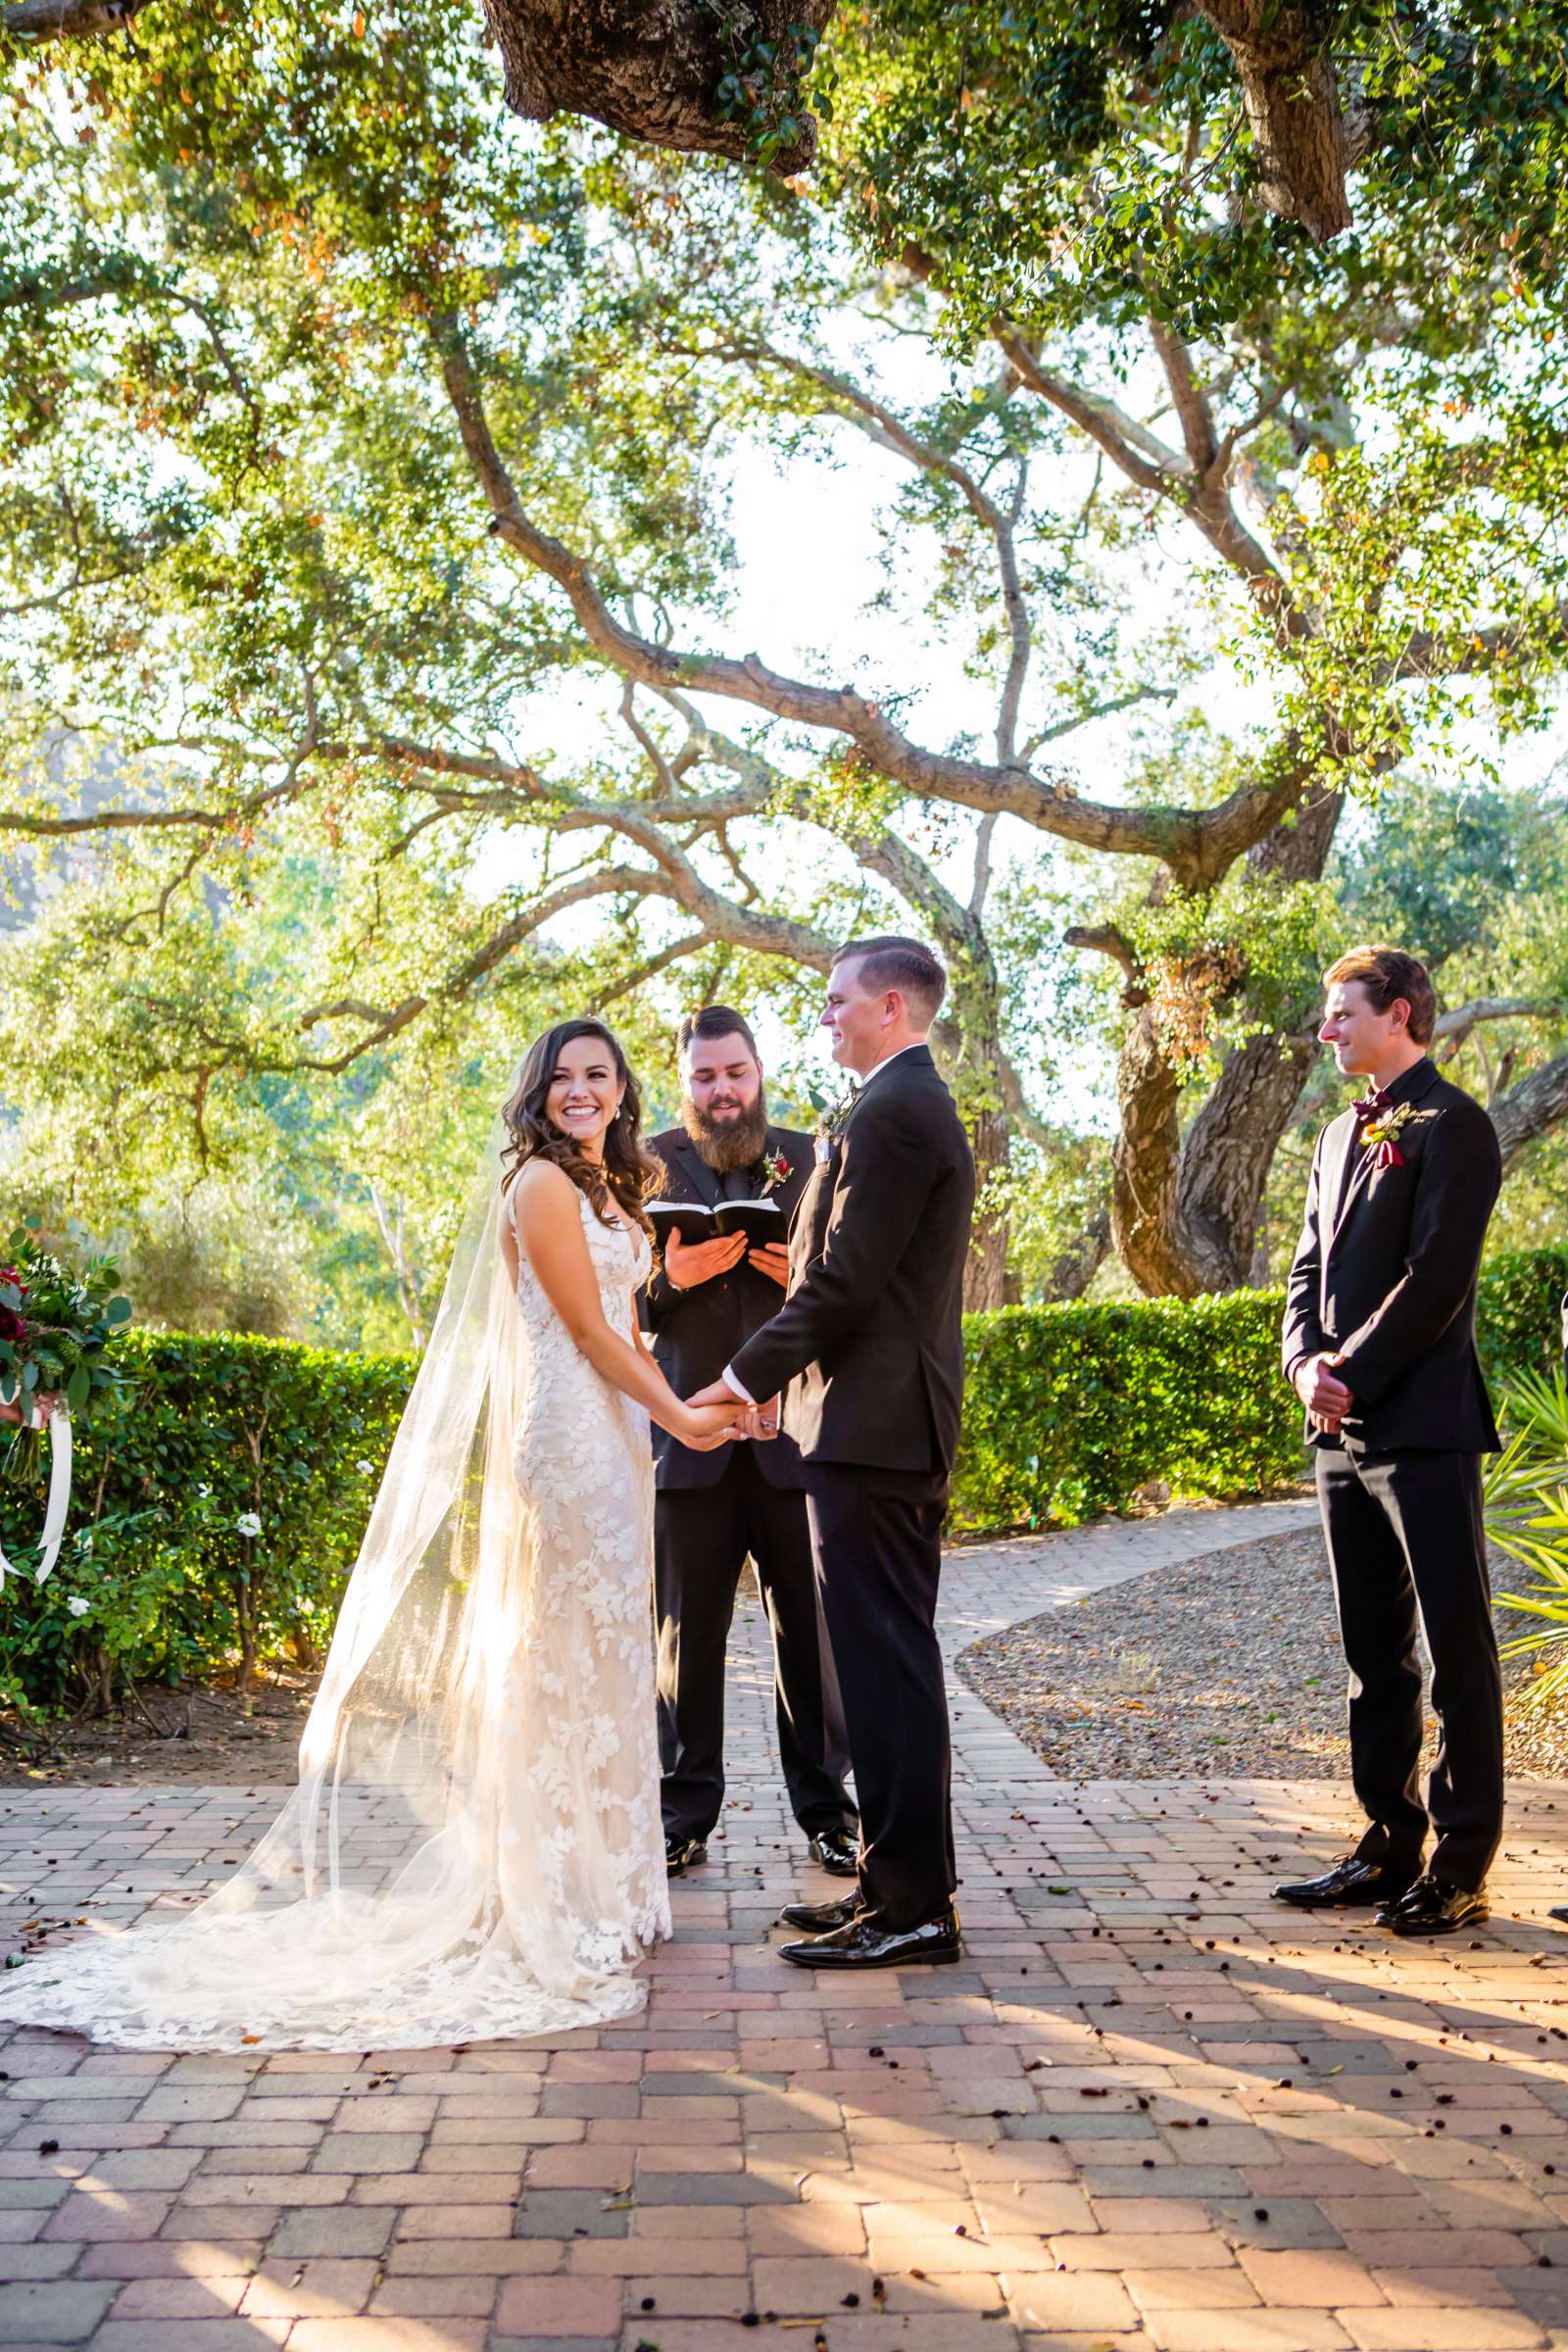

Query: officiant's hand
[1294,1351,1352,1434]
[748,1242,790,1289]
[664,1227,748,1290]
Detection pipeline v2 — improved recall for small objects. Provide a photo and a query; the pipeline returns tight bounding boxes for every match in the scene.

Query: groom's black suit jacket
[640,1123,815,1492]
[1281,1054,1501,1454]
[729,1045,976,1476]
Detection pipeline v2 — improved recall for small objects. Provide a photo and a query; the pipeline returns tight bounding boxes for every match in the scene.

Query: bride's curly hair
[501,1017,663,1234]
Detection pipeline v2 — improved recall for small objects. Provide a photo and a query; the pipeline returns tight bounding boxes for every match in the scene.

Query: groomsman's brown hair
[678,1004,760,1058]
[1323,945,1437,1045]
[835,934,948,1023]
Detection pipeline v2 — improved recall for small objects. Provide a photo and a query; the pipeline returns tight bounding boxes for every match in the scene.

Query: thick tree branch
[1,0,145,31]
[433,321,1320,889]
[1491,1054,1568,1168]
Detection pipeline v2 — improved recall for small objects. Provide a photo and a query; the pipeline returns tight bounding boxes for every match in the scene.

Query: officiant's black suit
[1282,1054,1504,1891]
[729,1045,976,1933]
[641,1124,856,1848]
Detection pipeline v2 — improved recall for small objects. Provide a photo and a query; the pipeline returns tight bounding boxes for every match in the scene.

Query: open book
[647,1198,784,1247]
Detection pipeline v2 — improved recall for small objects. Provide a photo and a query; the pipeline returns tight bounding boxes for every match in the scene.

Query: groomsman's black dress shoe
[779,1891,863,1934]
[1548,1904,1568,1926]
[806,1828,859,1876]
[664,1834,708,1877]
[1271,1855,1418,1909]
[778,1905,962,1970]
[1375,1874,1489,1936]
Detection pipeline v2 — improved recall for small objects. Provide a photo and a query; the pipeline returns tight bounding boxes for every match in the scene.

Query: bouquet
[0,1217,133,1496]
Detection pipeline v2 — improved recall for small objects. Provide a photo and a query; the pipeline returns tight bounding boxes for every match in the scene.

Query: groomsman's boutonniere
[1359,1099,1416,1169]
[759,1148,791,1196]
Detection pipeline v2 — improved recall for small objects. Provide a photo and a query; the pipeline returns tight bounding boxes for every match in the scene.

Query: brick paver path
[4,1498,1568,2352]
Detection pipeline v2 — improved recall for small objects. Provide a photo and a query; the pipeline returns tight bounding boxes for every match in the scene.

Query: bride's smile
[546,1040,625,1158]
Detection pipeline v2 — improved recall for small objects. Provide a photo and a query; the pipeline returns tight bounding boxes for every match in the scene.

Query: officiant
[641,1004,858,1880]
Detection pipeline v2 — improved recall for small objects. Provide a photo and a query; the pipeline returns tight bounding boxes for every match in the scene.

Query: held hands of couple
[663,1230,791,1292]
[1294,1350,1354,1436]
[684,1378,781,1448]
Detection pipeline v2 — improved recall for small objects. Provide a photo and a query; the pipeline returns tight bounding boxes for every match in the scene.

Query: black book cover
[647,1198,784,1246]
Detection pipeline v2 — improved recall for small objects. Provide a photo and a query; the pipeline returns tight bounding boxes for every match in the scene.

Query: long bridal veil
[0,1084,657,2051]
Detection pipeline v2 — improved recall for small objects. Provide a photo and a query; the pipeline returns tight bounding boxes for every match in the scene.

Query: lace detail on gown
[0,1189,667,2052]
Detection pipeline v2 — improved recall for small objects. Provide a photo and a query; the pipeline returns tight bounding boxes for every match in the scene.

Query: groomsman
[641,1005,858,1881]
[1279,944,1504,1936]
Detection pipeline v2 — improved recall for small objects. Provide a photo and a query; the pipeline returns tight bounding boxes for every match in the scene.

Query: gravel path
[956,1521,1568,1780]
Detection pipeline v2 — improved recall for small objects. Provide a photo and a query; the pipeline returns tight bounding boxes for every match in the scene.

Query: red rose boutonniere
[759,1148,791,1196]
[1359,1100,1415,1169]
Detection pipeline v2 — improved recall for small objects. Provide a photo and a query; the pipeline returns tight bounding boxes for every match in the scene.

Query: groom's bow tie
[1351,1086,1395,1125]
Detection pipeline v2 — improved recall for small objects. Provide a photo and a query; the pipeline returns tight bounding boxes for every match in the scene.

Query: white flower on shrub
[74,1528,92,1552]
[235,1511,263,1539]
[196,1483,211,1499]
[356,1459,374,1475]
[66,1596,90,1619]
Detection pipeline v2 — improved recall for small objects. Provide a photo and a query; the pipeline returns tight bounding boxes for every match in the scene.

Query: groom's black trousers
[805,1461,956,1933]
[1315,1445,1503,1892]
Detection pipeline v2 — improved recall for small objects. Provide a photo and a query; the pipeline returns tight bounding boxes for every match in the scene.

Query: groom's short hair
[1323,945,1437,1044]
[678,1004,760,1060]
[835,934,948,1023]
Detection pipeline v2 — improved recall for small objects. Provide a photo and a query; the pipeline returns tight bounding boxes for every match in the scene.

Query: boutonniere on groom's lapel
[808,1086,858,1165]
[1355,1096,1417,1170]
[758,1147,792,1196]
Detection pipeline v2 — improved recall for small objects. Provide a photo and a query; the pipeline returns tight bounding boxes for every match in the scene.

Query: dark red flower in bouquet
[0,1268,27,1346]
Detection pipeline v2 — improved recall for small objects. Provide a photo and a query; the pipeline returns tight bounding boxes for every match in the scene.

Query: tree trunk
[479,0,835,172]
[1197,0,1362,240]
[1041,1208,1111,1302]
[964,1102,1010,1312]
[1492,1053,1568,1166]
[1112,785,1344,1297]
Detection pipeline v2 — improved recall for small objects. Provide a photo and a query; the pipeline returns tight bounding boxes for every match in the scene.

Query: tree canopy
[3,0,1566,1326]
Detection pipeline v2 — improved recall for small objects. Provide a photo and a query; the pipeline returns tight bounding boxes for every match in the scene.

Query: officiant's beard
[681,1090,770,1172]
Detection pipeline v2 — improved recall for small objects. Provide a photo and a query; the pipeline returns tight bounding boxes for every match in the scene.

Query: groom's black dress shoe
[778,1905,961,1970]
[1375,1874,1489,1936]
[664,1834,708,1877]
[806,1828,859,1877]
[779,1892,863,1934]
[1271,1855,1417,1910]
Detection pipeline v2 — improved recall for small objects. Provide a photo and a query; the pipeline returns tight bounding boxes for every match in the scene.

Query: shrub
[0,1330,411,1716]
[2,1250,1563,1708]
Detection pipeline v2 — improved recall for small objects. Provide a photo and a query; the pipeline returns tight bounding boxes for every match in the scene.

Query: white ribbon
[0,1405,73,1592]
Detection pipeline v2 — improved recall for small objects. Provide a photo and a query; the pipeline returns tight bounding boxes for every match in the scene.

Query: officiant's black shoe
[664,1834,708,1878]
[778,1905,962,1971]
[1376,1873,1489,1936]
[806,1828,859,1877]
[779,1891,863,1934]
[1548,1904,1568,1926]
[1271,1855,1417,1910]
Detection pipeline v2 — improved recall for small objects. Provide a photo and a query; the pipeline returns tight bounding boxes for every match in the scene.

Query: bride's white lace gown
[0,1186,668,2052]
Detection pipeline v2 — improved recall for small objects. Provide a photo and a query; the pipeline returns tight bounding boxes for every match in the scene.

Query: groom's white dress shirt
[719,1041,929,1406]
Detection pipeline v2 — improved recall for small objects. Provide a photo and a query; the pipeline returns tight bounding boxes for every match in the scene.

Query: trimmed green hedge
[949,1246,1568,1534]
[3,1250,1564,1708]
[0,1331,412,1716]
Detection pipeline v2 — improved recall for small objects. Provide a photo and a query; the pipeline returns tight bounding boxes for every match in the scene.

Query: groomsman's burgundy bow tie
[1351,1086,1395,1126]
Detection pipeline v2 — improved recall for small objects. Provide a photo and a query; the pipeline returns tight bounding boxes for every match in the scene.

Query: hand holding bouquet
[0,1221,133,1583]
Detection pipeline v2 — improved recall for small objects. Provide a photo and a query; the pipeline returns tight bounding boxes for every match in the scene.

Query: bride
[0,1018,745,2052]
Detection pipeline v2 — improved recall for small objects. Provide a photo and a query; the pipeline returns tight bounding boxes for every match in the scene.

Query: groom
[693,935,976,1970]
[1278,944,1504,1936]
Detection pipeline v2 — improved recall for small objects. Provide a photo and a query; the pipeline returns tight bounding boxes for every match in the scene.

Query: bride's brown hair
[501,1017,663,1233]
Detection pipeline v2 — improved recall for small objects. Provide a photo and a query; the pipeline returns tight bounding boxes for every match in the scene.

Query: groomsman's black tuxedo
[730,1044,976,1933]
[640,1123,855,1848]
[1282,1054,1504,1892]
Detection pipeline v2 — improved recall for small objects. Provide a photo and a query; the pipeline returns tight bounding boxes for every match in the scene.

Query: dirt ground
[0,1665,318,1788]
